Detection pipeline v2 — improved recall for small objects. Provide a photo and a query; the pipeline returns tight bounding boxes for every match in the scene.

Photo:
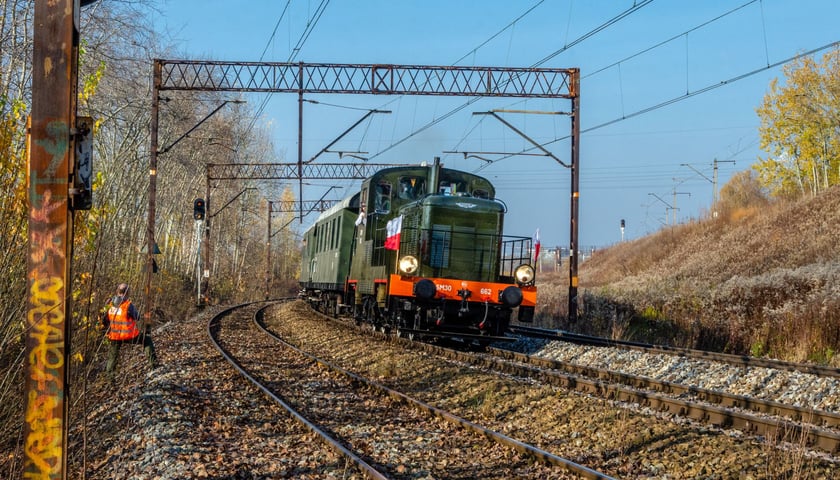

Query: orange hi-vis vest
[107,299,140,341]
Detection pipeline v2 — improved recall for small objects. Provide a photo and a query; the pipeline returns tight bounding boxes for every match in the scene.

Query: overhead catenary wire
[470,0,765,171]
[452,0,545,66]
[397,0,783,178]
[582,0,758,79]
[257,0,293,62]
[367,1,655,161]
[581,41,840,144]
[341,1,550,160]
[246,0,332,140]
[470,3,840,170]
[528,0,654,68]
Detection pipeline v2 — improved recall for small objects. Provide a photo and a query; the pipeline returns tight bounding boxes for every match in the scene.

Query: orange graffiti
[28,190,65,265]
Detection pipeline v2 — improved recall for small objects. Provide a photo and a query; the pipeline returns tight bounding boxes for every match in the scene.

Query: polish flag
[385,215,403,250]
[533,228,541,264]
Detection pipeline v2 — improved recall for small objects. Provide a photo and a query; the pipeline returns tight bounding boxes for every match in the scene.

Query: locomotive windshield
[397,176,425,200]
[374,182,391,213]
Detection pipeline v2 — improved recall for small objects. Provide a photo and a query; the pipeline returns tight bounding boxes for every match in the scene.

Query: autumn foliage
[538,175,840,365]
[755,48,840,199]
[1,2,301,474]
[529,48,840,365]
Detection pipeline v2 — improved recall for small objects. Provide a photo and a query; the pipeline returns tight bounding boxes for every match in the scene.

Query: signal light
[193,198,206,220]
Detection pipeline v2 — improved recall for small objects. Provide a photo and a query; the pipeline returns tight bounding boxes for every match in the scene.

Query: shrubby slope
[540,185,840,365]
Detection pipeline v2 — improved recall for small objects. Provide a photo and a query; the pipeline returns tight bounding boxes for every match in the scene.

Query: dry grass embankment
[533,185,840,365]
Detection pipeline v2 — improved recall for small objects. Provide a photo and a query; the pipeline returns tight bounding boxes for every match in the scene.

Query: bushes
[530,182,840,364]
[553,261,840,364]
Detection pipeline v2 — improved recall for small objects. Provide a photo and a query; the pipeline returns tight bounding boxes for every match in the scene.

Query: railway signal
[193,198,206,220]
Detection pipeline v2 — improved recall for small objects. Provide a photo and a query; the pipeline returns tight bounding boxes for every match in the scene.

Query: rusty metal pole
[568,69,580,323]
[203,172,211,303]
[266,202,273,299]
[297,63,304,223]
[144,61,162,328]
[25,0,77,477]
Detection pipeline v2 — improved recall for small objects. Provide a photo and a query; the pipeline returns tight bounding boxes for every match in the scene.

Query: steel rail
[207,301,389,480]
[256,307,614,479]
[509,325,840,379]
[416,342,840,454]
[486,346,840,430]
[307,305,840,453]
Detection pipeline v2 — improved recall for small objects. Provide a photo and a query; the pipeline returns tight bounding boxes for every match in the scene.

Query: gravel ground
[267,301,840,479]
[217,305,582,479]
[31,301,834,479]
[66,306,364,479]
[502,335,840,413]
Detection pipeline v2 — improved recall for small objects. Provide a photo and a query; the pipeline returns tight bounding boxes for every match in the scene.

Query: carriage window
[472,188,490,199]
[326,222,331,251]
[374,182,392,213]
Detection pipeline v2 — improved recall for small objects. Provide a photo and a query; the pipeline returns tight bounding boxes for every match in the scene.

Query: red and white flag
[533,228,541,264]
[385,215,403,250]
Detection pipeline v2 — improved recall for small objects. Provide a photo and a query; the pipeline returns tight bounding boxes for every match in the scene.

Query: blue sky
[152,0,840,249]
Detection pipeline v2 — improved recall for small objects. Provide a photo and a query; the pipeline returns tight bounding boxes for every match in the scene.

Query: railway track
[208,301,613,479]
[478,346,840,453]
[501,325,840,452]
[304,303,840,456]
[275,300,839,476]
[384,333,840,455]
[509,325,840,379]
[487,345,840,432]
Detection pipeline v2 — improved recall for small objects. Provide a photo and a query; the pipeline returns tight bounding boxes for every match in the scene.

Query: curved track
[208,301,614,479]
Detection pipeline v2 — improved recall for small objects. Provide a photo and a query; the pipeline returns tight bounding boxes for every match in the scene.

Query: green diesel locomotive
[300,158,536,340]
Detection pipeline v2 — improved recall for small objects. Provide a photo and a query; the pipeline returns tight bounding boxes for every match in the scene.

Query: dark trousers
[106,332,157,373]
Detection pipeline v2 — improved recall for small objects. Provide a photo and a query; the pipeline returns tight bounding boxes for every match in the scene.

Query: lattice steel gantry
[147,60,581,326]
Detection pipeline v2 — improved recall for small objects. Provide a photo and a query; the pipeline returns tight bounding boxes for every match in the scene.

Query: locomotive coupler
[457,288,471,316]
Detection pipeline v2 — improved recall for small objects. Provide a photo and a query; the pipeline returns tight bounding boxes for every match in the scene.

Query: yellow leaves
[78,38,106,107]
[755,46,840,198]
[80,60,106,106]
[0,109,28,236]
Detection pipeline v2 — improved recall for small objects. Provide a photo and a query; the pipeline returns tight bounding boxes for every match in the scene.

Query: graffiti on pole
[25,120,70,479]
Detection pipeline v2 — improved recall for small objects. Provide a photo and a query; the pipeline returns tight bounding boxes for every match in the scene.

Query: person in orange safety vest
[102,283,157,375]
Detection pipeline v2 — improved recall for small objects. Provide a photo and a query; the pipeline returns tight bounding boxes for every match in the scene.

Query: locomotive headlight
[514,264,535,285]
[399,255,419,274]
